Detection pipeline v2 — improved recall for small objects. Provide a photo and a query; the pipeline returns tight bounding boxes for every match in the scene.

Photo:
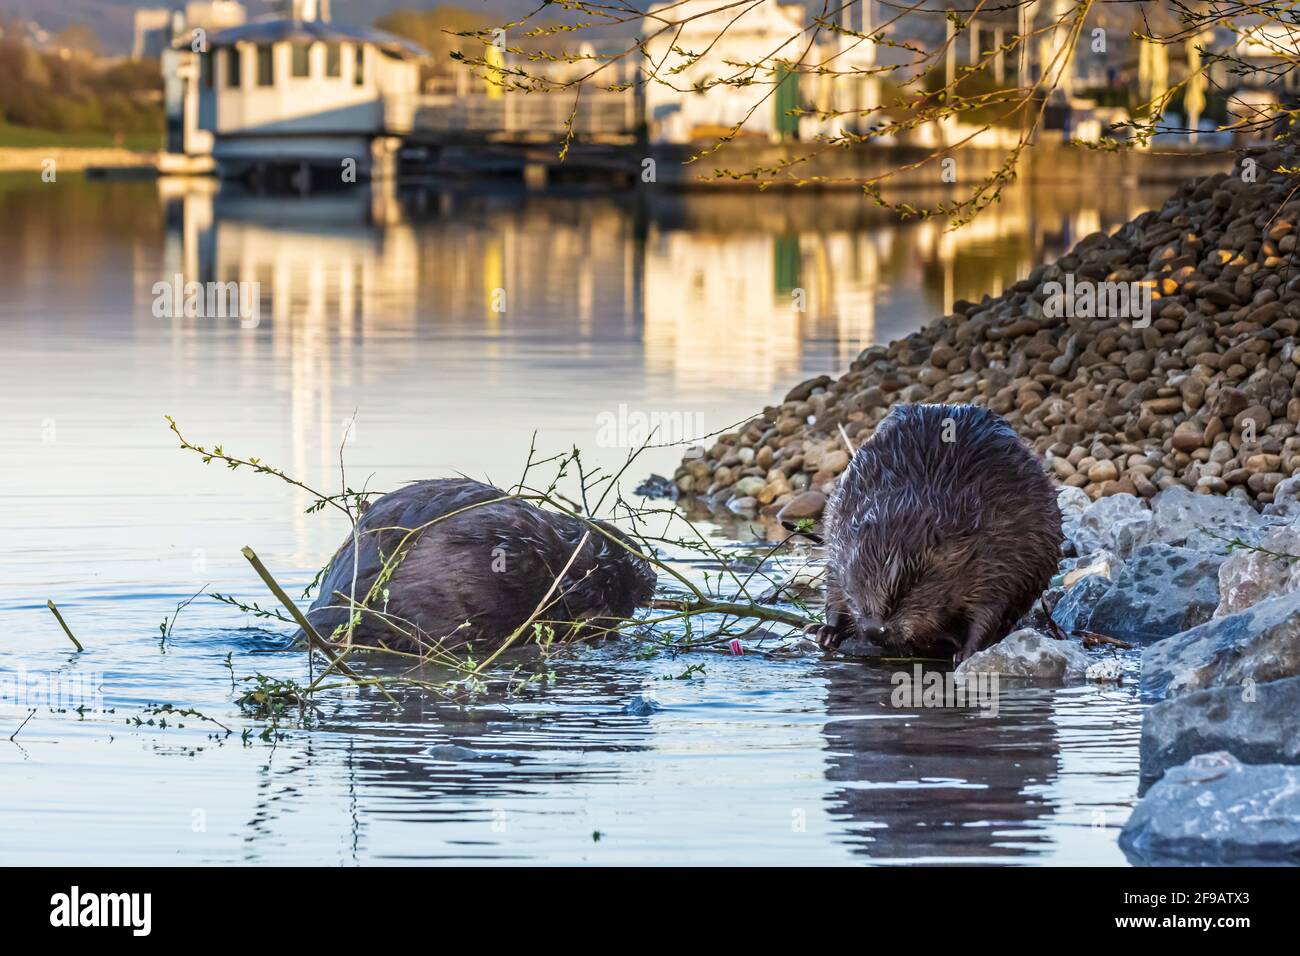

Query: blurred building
[163,0,424,180]
[132,8,175,61]
[642,0,813,144]
[154,3,250,153]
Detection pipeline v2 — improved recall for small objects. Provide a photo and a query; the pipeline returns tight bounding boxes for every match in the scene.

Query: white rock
[1056,485,1091,518]
[954,628,1091,682]
[1072,493,1152,557]
[1057,486,1091,550]
[1062,550,1120,588]
[1214,525,1300,617]
[1263,475,1300,518]
[1085,658,1124,682]
[1133,485,1275,555]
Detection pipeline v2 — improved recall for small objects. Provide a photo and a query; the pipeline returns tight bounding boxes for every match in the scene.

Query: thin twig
[1072,628,1136,651]
[1042,595,1069,641]
[10,708,36,742]
[240,546,399,705]
[472,531,592,675]
[46,601,84,652]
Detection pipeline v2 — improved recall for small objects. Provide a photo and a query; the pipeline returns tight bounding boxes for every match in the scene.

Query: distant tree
[55,23,102,58]
[101,58,165,93]
[377,5,495,84]
[378,4,592,87]
[0,25,161,138]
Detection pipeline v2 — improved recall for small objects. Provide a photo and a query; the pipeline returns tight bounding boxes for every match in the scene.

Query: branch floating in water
[240,546,399,705]
[648,597,814,632]
[1072,628,1135,651]
[10,707,36,742]
[168,416,829,708]
[46,600,84,652]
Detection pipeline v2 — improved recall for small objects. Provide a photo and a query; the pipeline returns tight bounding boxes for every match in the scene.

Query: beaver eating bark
[817,403,1062,662]
[299,479,656,654]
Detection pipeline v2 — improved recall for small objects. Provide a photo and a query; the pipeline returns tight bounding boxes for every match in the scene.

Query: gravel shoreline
[675,144,1300,519]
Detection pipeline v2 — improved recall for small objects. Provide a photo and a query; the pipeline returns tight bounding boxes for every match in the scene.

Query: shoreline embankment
[674,143,1298,519]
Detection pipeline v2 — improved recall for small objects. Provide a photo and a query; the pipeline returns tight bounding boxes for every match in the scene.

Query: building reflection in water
[155,178,1163,388]
[147,176,1166,558]
[644,227,880,391]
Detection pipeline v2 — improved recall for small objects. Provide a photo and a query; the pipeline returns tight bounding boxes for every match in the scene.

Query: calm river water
[0,172,1165,864]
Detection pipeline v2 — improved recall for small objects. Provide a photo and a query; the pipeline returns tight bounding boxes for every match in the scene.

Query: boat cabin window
[325,43,341,78]
[354,45,365,86]
[200,51,213,89]
[257,45,273,86]
[226,47,241,88]
[292,43,311,78]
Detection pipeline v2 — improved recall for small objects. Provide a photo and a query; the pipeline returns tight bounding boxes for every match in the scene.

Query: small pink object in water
[729,639,744,656]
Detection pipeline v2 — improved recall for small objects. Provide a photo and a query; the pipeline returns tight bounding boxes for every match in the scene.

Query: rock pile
[1120,752,1300,863]
[676,144,1300,516]
[1046,484,1300,863]
[931,480,1300,862]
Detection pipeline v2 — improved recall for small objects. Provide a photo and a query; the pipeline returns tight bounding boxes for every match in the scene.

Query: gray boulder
[1070,493,1151,557]
[1120,752,1300,864]
[424,744,489,761]
[1140,675,1300,785]
[1132,485,1273,554]
[1263,475,1300,518]
[1141,590,1300,699]
[1056,485,1091,519]
[1057,486,1091,551]
[953,628,1090,682]
[623,694,663,716]
[1053,543,1223,644]
[1050,574,1113,634]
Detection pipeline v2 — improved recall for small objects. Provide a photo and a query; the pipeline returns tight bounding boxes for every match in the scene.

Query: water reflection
[821,663,1060,862]
[0,172,1162,864]
[232,654,661,864]
[116,175,1172,488]
[147,176,1163,390]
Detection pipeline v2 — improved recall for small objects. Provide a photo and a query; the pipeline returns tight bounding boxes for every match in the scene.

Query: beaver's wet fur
[300,479,656,653]
[818,403,1062,662]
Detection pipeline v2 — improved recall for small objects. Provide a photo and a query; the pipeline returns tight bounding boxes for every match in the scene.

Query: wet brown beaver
[299,479,657,653]
[817,403,1062,662]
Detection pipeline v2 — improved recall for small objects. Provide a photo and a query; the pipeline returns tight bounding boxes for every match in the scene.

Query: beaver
[816,403,1062,662]
[300,479,657,654]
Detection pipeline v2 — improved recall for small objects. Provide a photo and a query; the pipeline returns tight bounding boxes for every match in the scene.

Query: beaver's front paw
[813,623,848,651]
